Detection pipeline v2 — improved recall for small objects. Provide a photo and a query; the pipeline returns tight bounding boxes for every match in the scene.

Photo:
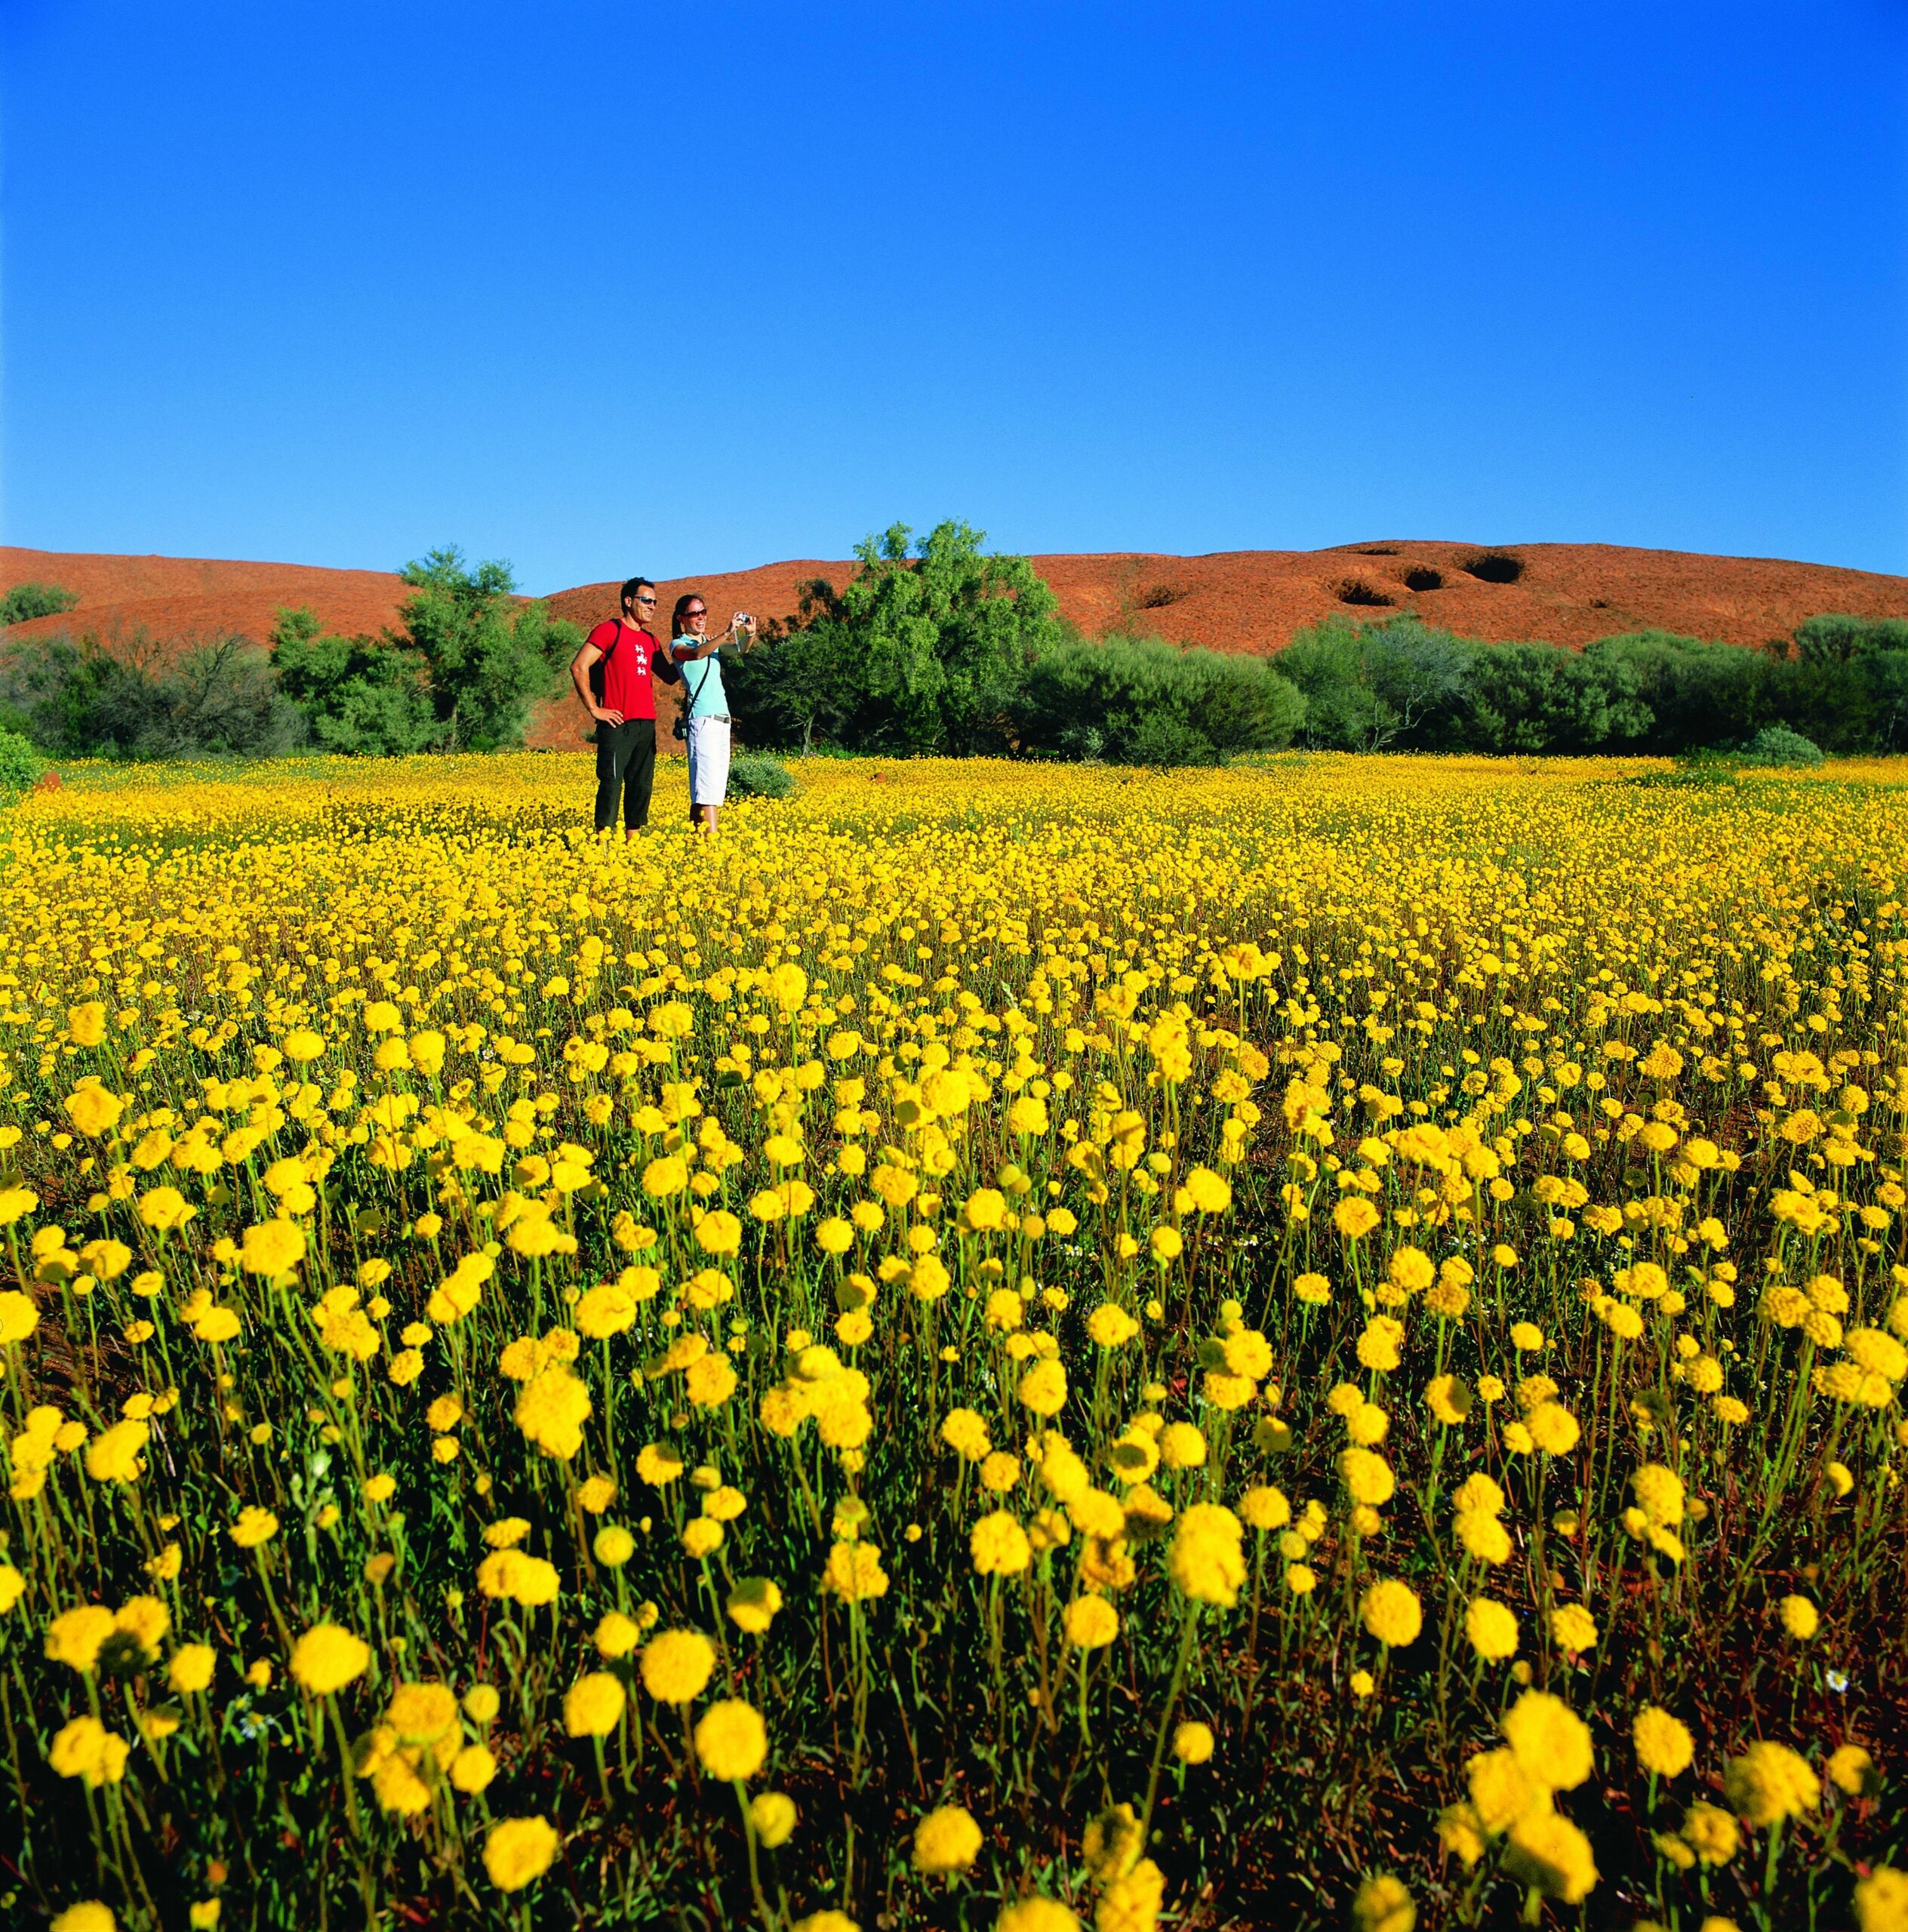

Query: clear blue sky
[3,2,1904,592]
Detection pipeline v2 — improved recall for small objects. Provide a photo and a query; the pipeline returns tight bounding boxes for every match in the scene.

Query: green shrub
[1768,623,1908,752]
[1791,613,1908,663]
[1580,631,1777,752]
[1279,617,1469,750]
[0,727,46,798]
[1122,712,1213,768]
[1014,634,1305,765]
[729,753,795,799]
[1460,638,1650,752]
[1739,724,1824,768]
[0,629,301,758]
[0,583,78,627]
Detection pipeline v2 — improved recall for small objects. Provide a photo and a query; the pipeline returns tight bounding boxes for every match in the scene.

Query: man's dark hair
[620,577,654,611]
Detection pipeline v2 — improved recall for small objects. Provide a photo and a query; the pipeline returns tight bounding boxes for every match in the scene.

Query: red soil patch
[11,540,1908,753]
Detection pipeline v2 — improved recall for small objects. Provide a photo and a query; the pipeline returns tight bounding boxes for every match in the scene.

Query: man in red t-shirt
[569,577,679,834]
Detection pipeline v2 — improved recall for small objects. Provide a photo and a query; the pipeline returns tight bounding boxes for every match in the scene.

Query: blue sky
[2,2,1904,592]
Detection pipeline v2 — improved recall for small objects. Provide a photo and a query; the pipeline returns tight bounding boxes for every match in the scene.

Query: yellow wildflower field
[1,752,1905,1931]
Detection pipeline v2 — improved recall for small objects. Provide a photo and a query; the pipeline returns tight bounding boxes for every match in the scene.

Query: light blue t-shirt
[675,640,731,718]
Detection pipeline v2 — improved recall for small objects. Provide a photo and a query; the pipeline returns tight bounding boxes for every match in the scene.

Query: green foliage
[729,521,1065,754]
[738,555,1908,765]
[393,547,582,751]
[2,523,1900,771]
[269,609,440,755]
[0,630,301,758]
[1772,635,1908,754]
[1460,639,1651,753]
[724,584,864,754]
[1790,613,1908,663]
[1014,634,1306,765]
[0,727,46,799]
[1279,617,1471,750]
[1740,724,1825,768]
[728,752,796,800]
[0,582,78,626]
[1273,613,1908,760]
[270,552,582,754]
[1578,631,1779,752]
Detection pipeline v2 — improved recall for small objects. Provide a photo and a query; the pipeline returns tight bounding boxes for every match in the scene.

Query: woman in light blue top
[669,592,756,834]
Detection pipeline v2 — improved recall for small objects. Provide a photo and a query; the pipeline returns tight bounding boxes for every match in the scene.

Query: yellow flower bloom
[640,1629,716,1704]
[1360,1579,1422,1647]
[288,1623,371,1697]
[1464,1598,1519,1662]
[1633,1706,1694,1778]
[483,1816,559,1893]
[1724,1741,1819,1827]
[693,1699,768,1780]
[1172,1720,1214,1764]
[913,1801,983,1873]
[564,1672,626,1738]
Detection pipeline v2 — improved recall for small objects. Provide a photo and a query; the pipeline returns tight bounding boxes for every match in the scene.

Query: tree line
[3,527,1905,765]
[724,524,1908,764]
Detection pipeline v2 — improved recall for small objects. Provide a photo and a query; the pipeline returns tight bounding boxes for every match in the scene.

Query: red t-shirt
[588,620,659,721]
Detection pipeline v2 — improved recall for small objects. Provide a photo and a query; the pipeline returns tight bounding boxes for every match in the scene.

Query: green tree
[1583,631,1774,751]
[270,552,582,753]
[841,521,1063,751]
[394,547,581,750]
[727,581,863,754]
[729,520,1065,755]
[269,608,439,754]
[1790,613,1908,663]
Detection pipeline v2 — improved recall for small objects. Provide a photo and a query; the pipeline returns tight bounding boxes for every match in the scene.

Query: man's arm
[570,642,623,726]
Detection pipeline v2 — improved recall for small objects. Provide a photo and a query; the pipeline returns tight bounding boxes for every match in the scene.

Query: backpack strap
[589,620,615,700]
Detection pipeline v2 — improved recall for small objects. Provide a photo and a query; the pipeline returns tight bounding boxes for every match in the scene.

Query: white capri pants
[685,715,732,807]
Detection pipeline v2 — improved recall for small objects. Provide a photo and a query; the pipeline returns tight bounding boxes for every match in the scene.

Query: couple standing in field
[568,576,758,838]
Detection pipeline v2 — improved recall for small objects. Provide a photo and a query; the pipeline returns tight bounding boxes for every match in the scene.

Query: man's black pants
[595,721,655,832]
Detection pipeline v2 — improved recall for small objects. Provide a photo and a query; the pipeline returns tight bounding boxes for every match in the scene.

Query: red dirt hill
[546,541,1908,660]
[0,546,408,651]
[10,540,1908,751]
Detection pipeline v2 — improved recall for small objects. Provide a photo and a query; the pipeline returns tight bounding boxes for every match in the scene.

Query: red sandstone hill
[9,539,1908,749]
